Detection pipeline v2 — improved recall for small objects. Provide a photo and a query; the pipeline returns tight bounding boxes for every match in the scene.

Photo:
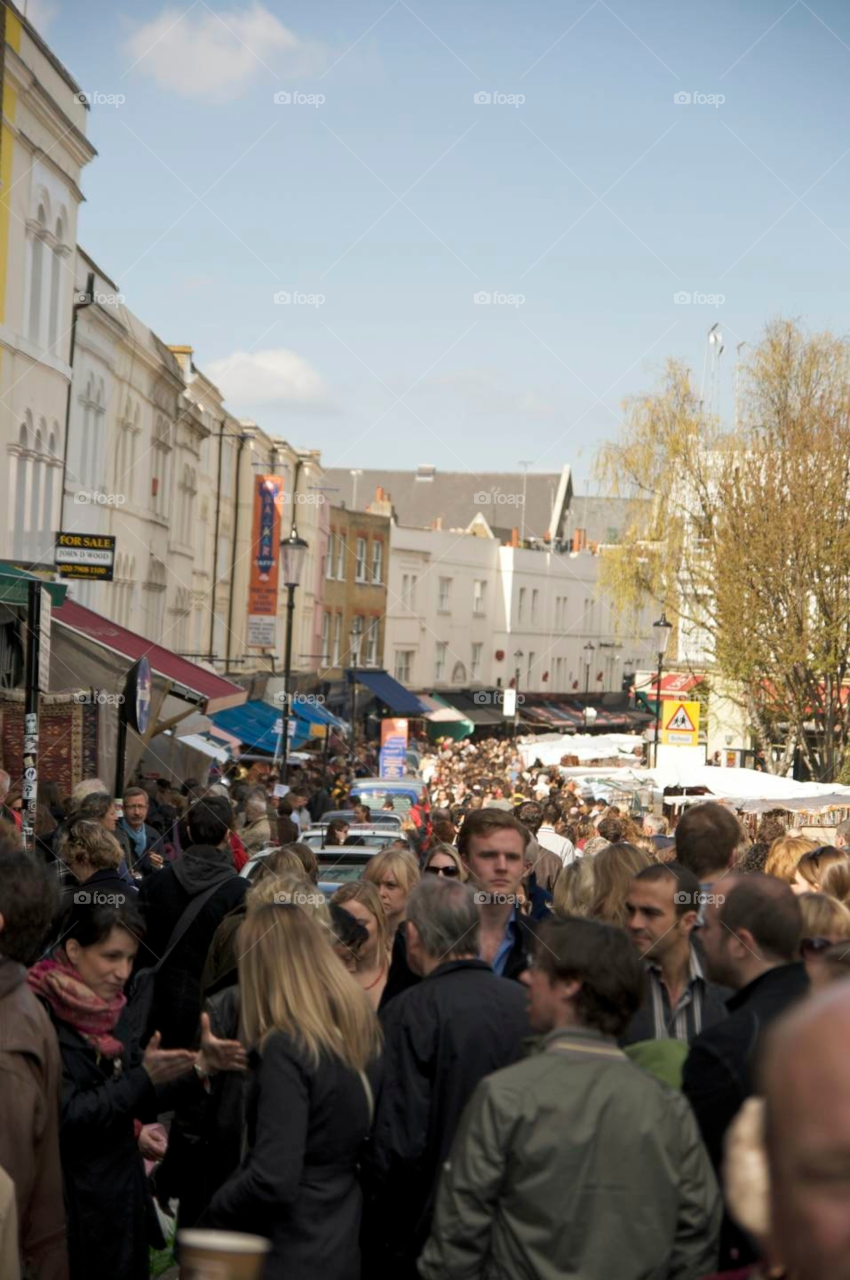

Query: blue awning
[293,697,346,732]
[352,670,430,716]
[211,699,281,754]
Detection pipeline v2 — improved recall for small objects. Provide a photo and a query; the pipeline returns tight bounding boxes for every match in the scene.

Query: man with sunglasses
[364,878,529,1280]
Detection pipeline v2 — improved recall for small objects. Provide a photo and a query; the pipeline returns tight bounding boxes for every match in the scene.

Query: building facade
[319,505,389,680]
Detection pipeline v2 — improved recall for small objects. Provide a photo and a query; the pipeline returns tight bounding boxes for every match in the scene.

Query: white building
[323,466,658,694]
[0,5,96,564]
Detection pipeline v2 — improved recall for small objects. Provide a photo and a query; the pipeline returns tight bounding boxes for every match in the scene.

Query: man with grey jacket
[419,915,721,1280]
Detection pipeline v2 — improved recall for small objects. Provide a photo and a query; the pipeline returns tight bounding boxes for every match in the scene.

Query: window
[332,614,342,666]
[365,618,379,667]
[336,536,345,580]
[518,587,526,623]
[471,642,483,680]
[371,539,383,584]
[438,577,452,612]
[355,537,367,583]
[326,532,335,579]
[28,204,46,343]
[394,650,413,683]
[350,616,364,664]
[473,579,486,614]
[48,218,64,352]
[410,574,418,611]
[321,612,331,666]
[435,642,447,682]
[152,417,172,517]
[527,652,536,685]
[531,589,539,623]
[401,574,409,609]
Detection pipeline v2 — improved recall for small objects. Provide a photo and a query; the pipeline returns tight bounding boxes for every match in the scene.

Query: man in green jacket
[418,915,721,1280]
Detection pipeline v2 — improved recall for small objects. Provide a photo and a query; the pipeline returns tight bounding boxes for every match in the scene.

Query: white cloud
[124,3,323,101]
[207,347,331,408]
[25,0,59,34]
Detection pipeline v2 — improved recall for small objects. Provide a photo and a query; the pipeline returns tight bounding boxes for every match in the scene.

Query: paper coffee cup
[178,1229,271,1280]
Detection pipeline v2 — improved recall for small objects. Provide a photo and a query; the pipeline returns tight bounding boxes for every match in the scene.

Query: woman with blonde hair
[764,834,820,888]
[590,843,652,928]
[205,899,381,1279]
[361,847,420,936]
[421,843,468,882]
[798,892,850,985]
[332,881,391,1009]
[553,856,596,918]
[819,859,850,905]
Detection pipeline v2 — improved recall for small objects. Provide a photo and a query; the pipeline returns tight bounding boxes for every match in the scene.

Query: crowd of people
[0,733,849,1278]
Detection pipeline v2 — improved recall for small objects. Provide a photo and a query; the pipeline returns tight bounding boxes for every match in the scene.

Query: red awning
[640,672,701,698]
[54,600,246,715]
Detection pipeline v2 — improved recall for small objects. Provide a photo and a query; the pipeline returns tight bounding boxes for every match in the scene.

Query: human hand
[197,1011,248,1076]
[149,852,164,871]
[142,1031,197,1085]
[138,1123,168,1161]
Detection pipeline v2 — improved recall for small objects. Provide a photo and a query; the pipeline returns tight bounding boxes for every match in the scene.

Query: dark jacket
[205,1031,372,1280]
[0,959,68,1280]
[381,913,536,1010]
[365,959,529,1275]
[59,866,139,915]
[136,845,248,1048]
[419,1026,721,1280]
[47,1003,159,1280]
[683,961,810,1269]
[120,820,164,877]
[621,950,731,1047]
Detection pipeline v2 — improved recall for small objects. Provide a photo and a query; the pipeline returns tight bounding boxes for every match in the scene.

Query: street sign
[502,688,517,718]
[661,699,700,746]
[55,532,116,580]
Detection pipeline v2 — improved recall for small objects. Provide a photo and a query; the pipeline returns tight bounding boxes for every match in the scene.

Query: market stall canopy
[351,670,431,717]
[52,600,245,715]
[0,562,67,607]
[518,733,646,767]
[645,760,850,813]
[436,690,505,727]
[211,697,344,754]
[417,694,471,724]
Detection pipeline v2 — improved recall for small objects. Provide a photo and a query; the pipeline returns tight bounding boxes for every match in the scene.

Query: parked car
[351,778,430,821]
[313,810,402,829]
[301,826,407,852]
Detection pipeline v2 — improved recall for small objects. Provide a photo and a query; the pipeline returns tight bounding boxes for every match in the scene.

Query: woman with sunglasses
[421,843,467,882]
[798,892,850,984]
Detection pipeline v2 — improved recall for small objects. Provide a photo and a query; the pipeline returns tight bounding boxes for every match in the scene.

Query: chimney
[368,488,395,518]
[511,527,520,547]
[572,528,587,552]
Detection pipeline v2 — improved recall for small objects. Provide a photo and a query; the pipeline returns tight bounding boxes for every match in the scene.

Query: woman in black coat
[204,895,382,1279]
[27,900,197,1279]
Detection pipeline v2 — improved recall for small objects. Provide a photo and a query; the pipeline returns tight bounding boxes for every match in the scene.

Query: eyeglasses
[801,936,834,957]
[424,864,460,878]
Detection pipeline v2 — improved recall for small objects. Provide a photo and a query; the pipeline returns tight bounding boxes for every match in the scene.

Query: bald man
[763,985,850,1280]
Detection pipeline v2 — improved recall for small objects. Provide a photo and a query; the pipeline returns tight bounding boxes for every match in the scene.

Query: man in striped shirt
[622,862,729,1045]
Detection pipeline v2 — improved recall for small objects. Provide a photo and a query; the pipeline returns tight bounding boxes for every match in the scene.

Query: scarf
[27,952,126,1059]
[121,817,147,859]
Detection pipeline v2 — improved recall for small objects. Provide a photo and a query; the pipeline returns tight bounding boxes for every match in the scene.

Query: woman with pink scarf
[27,899,198,1279]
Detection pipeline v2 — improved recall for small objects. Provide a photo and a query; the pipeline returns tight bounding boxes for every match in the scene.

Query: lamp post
[652,612,673,766]
[277,526,308,783]
[513,648,523,738]
[583,641,595,694]
[348,617,363,741]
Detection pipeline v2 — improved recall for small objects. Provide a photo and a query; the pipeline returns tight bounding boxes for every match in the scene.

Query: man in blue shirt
[458,808,535,980]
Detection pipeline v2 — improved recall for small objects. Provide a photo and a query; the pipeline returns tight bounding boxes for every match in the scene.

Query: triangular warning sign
[666,704,696,733]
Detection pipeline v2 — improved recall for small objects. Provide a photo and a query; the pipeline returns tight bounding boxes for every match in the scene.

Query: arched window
[31,425,44,540]
[13,413,32,558]
[48,217,64,352]
[28,204,47,344]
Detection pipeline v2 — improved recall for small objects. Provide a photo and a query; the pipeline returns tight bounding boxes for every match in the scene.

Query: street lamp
[278,526,308,783]
[652,612,673,766]
[348,617,363,738]
[513,649,524,739]
[583,641,595,693]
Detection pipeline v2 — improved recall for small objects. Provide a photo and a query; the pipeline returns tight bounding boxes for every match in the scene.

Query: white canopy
[645,761,850,813]
[518,733,645,767]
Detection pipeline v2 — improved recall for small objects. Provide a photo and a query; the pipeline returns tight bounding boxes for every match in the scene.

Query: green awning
[0,562,68,607]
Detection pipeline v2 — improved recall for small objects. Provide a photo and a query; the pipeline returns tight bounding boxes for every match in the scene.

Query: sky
[27,0,850,488]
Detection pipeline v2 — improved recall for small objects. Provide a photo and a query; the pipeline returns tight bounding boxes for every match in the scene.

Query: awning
[53,599,245,715]
[293,698,346,732]
[0,562,67,607]
[352,670,430,717]
[437,690,505,726]
[165,731,230,763]
[417,693,471,724]
[211,699,282,754]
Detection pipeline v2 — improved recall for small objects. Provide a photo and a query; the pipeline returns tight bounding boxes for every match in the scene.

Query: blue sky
[31,0,850,486]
